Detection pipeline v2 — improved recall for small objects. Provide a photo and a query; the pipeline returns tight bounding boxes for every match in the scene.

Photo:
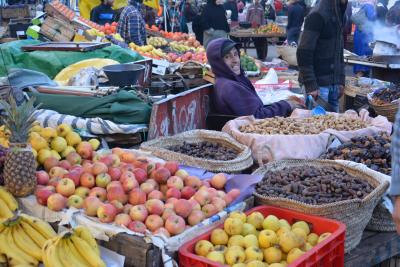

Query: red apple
[67,195,84,209]
[210,173,227,190]
[132,168,147,184]
[166,188,181,199]
[106,181,122,191]
[181,186,195,199]
[161,208,176,221]
[120,171,135,184]
[44,157,59,172]
[96,173,111,188]
[99,154,113,167]
[153,227,170,238]
[140,182,155,194]
[82,162,93,173]
[35,186,55,205]
[49,166,68,179]
[123,204,133,214]
[108,167,122,181]
[114,213,132,227]
[145,199,164,215]
[110,200,124,214]
[148,190,164,200]
[194,190,211,206]
[129,204,148,222]
[167,176,184,190]
[128,188,147,205]
[76,141,93,159]
[48,177,62,188]
[145,215,164,232]
[66,152,82,166]
[112,147,124,157]
[202,204,217,217]
[80,173,95,188]
[152,168,171,184]
[64,170,81,187]
[120,163,135,173]
[128,221,146,234]
[36,171,50,185]
[188,210,205,226]
[59,160,72,170]
[188,198,201,210]
[89,187,107,202]
[47,193,67,211]
[92,162,108,176]
[97,203,117,223]
[83,196,102,216]
[207,188,218,199]
[121,151,136,163]
[175,169,189,179]
[107,185,128,204]
[223,194,233,205]
[227,189,240,200]
[212,197,226,211]
[122,176,138,192]
[56,178,75,197]
[166,197,179,205]
[165,215,185,235]
[174,199,191,218]
[164,161,179,175]
[184,176,202,190]
[159,184,169,195]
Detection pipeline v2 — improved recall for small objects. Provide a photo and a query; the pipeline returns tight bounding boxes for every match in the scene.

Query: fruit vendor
[117,0,147,45]
[206,38,304,118]
[91,0,117,25]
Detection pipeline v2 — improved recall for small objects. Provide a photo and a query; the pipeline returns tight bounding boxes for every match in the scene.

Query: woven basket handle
[255,142,275,165]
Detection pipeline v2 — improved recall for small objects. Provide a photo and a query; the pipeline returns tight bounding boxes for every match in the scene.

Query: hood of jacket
[206,38,242,80]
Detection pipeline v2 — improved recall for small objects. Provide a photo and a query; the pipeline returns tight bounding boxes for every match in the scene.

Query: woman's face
[223,47,241,75]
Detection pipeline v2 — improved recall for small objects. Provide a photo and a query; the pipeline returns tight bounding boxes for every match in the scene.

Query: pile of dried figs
[239,115,367,135]
[371,85,400,105]
[256,165,374,205]
[168,141,238,161]
[321,133,391,175]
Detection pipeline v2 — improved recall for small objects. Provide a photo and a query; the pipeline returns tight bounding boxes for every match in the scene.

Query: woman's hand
[287,95,306,110]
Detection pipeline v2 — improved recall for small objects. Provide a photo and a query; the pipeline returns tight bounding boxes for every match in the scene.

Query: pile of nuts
[168,141,238,161]
[239,115,367,135]
[371,85,400,105]
[256,165,374,205]
[322,133,391,175]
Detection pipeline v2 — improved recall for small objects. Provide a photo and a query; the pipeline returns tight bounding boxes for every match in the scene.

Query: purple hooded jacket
[207,38,292,119]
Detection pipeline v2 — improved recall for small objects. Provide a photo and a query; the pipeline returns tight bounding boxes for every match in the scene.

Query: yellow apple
[247,212,264,230]
[195,240,214,256]
[245,246,263,262]
[242,223,258,236]
[206,251,225,264]
[243,234,259,248]
[307,233,319,246]
[279,231,303,253]
[301,242,313,252]
[263,246,282,264]
[292,221,310,235]
[317,232,331,244]
[258,229,278,249]
[230,211,247,223]
[225,246,246,265]
[245,260,265,267]
[228,235,245,248]
[224,218,244,236]
[292,228,307,243]
[262,215,280,232]
[279,219,291,230]
[287,248,305,264]
[211,229,229,245]
[277,227,291,238]
[214,245,227,254]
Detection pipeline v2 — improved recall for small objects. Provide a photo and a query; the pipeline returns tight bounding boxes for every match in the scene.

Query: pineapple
[0,95,40,197]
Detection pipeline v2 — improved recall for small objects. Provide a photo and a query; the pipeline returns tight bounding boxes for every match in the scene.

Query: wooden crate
[1,5,32,19]
[44,3,72,23]
[99,233,162,267]
[40,16,75,42]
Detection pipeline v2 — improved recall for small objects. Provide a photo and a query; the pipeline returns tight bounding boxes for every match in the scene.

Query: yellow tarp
[54,58,119,85]
[78,0,129,19]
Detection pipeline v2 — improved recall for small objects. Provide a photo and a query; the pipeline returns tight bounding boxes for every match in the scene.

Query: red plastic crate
[179,205,346,267]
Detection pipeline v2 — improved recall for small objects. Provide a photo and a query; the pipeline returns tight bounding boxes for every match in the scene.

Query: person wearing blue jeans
[318,85,341,112]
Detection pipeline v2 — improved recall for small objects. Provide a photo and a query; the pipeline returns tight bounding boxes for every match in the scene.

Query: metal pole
[164,0,167,31]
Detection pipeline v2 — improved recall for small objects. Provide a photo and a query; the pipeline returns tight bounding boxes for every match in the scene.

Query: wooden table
[229,31,286,61]
[345,231,400,267]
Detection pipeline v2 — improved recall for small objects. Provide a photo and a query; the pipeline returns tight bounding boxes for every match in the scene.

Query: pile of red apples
[35,148,240,237]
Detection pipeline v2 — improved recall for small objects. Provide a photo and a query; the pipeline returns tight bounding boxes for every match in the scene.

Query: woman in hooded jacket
[207,38,304,118]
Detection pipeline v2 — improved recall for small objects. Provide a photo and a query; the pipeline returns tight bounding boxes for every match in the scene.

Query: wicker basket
[345,77,375,97]
[369,101,399,122]
[252,159,390,252]
[140,130,253,173]
[366,201,396,232]
[276,45,298,66]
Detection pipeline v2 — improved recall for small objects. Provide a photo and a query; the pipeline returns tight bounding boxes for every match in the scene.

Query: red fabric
[275,0,283,12]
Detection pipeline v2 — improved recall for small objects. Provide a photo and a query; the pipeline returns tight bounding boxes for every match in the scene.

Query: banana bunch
[148,36,168,47]
[150,48,166,58]
[0,213,56,266]
[0,186,18,220]
[170,41,193,53]
[86,28,105,37]
[0,125,10,148]
[43,226,105,267]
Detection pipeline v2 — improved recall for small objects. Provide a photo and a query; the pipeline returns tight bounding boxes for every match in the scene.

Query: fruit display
[0,96,39,197]
[34,148,241,237]
[42,226,105,267]
[256,165,374,205]
[0,186,18,220]
[148,36,168,47]
[129,43,167,60]
[169,41,203,53]
[145,25,191,42]
[370,85,400,105]
[166,51,207,64]
[168,141,239,161]
[255,23,285,34]
[239,115,368,135]
[322,133,391,175]
[241,54,258,72]
[0,213,57,266]
[193,211,332,266]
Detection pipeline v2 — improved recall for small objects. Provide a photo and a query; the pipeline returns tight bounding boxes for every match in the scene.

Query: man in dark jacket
[91,0,116,25]
[117,0,146,45]
[207,38,303,118]
[224,0,239,25]
[297,0,348,112]
[377,0,389,24]
[286,0,306,44]
[387,0,400,25]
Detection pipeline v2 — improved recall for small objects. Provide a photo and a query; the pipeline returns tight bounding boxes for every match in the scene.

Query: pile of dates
[239,115,367,135]
[322,133,391,175]
[168,141,238,161]
[256,165,374,205]
[371,85,400,105]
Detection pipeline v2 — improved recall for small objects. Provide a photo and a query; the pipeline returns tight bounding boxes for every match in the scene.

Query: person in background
[286,0,306,44]
[144,6,157,26]
[353,0,376,77]
[192,3,205,44]
[91,0,116,25]
[183,0,199,33]
[117,0,146,45]
[296,0,348,113]
[387,0,400,26]
[237,0,246,13]
[224,0,240,26]
[343,2,353,50]
[201,0,230,48]
[265,0,276,21]
[166,0,181,32]
[376,0,389,24]
[207,38,304,118]
[247,0,265,27]
[274,0,283,15]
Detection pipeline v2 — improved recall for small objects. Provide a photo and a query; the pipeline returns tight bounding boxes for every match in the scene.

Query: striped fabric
[33,109,148,135]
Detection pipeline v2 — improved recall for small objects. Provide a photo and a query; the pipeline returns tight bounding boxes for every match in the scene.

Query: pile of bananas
[0,186,18,220]
[170,41,194,53]
[148,36,168,47]
[43,226,105,267]
[86,28,105,37]
[0,213,56,266]
[129,43,167,59]
[0,126,10,148]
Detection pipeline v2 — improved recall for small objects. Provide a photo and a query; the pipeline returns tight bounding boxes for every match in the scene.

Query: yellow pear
[224,218,244,236]
[211,229,229,245]
[262,215,280,232]
[29,132,40,141]
[213,245,227,254]
[279,231,303,253]
[245,247,263,262]
[51,137,67,153]
[30,125,42,132]
[32,148,37,158]
[243,234,259,249]
[30,136,48,151]
[66,132,82,147]
[230,211,247,223]
[242,223,258,236]
[37,149,52,164]
[292,221,310,235]
[287,248,305,264]
[228,235,245,248]
[88,138,100,150]
[245,260,265,267]
[56,123,73,137]
[307,233,319,246]
[247,212,264,230]
[264,246,282,264]
[195,240,214,256]
[206,251,225,264]
[317,232,331,244]
[279,219,291,230]
[62,146,76,158]
[258,229,278,249]
[50,150,61,160]
[292,228,307,243]
[225,246,246,265]
[40,127,57,140]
